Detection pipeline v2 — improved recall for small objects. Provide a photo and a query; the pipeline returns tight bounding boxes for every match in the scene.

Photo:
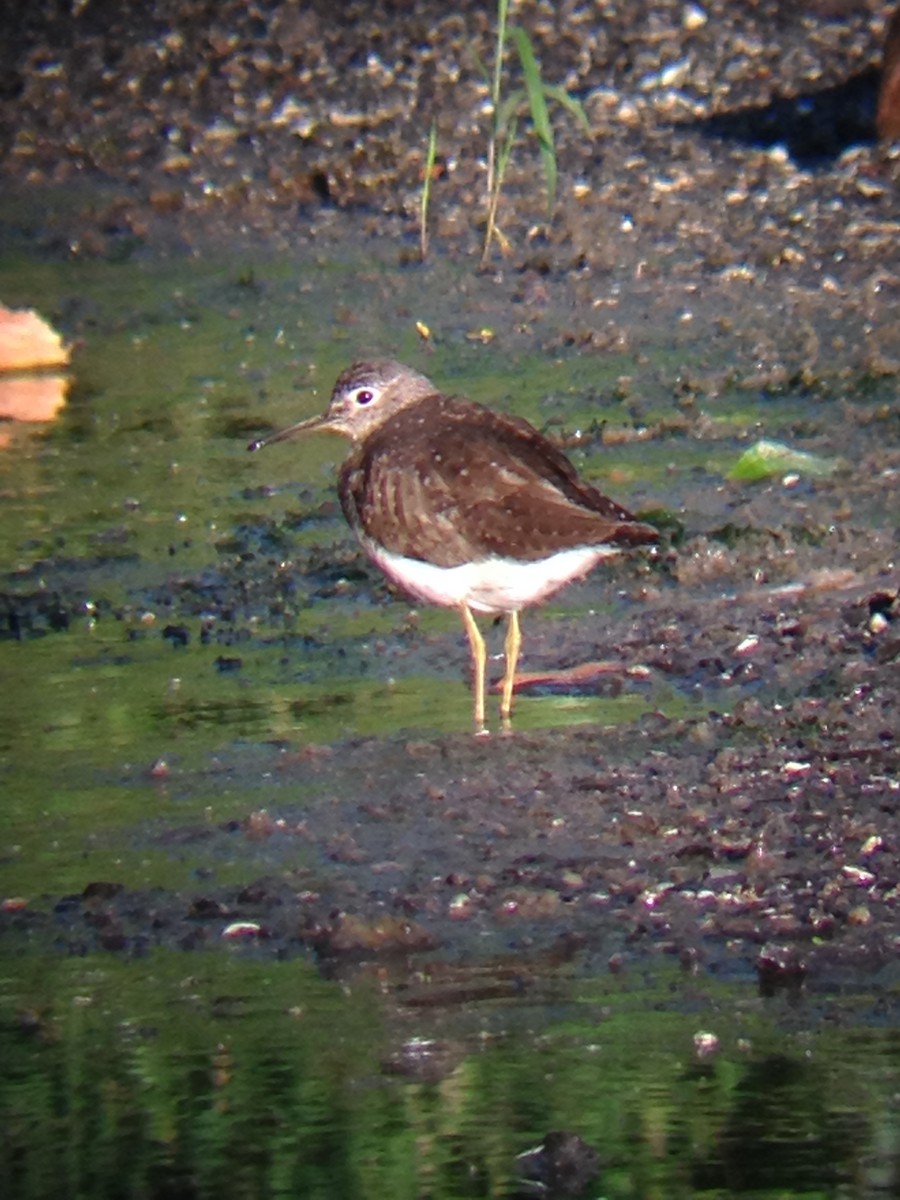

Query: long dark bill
[247,412,328,452]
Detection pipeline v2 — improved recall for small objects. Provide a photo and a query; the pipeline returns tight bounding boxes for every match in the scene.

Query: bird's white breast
[361,537,620,614]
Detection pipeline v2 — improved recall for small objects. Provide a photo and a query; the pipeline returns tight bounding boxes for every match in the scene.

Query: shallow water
[2,212,898,1197]
[0,235,683,888]
[2,951,898,1199]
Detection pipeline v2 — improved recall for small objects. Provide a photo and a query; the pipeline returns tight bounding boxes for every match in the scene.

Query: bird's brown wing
[459,486,658,561]
[340,395,657,567]
[341,447,481,567]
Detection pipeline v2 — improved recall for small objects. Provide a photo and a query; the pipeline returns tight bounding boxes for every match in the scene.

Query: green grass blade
[497,114,518,180]
[542,84,592,134]
[419,119,438,261]
[472,48,489,86]
[512,26,557,214]
[496,87,525,136]
[492,0,510,110]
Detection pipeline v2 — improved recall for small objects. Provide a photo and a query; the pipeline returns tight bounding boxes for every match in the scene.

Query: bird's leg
[500,610,522,719]
[460,604,487,733]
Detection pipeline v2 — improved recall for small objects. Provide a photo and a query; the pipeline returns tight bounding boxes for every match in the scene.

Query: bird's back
[339,394,658,568]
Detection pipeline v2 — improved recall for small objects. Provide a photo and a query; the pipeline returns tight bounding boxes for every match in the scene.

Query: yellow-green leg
[460,604,487,732]
[500,610,521,719]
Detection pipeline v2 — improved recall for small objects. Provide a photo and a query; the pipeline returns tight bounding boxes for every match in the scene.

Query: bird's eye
[354,388,375,406]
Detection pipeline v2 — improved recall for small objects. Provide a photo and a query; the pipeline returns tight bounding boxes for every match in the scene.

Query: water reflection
[1,955,897,1199]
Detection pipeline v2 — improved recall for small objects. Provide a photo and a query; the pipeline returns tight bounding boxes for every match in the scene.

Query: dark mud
[1,1,898,1002]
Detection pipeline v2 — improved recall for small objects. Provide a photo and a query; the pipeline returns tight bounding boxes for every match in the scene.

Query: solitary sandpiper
[249,360,658,732]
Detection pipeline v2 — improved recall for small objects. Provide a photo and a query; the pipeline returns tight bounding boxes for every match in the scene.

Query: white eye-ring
[353,387,376,406]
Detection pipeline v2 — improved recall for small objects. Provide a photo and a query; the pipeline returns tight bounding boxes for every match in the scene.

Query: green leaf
[542,83,592,135]
[471,48,489,87]
[419,119,438,261]
[727,439,841,482]
[497,115,519,182]
[512,26,557,214]
[495,87,525,136]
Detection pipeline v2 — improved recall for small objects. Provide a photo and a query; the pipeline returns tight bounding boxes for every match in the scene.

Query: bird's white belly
[362,538,620,614]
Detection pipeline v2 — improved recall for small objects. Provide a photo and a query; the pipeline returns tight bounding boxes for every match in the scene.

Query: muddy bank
[1,1,898,377]
[4,492,897,995]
